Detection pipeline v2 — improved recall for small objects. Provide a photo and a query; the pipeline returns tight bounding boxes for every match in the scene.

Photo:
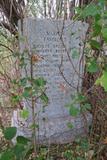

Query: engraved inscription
[12,19,92,144]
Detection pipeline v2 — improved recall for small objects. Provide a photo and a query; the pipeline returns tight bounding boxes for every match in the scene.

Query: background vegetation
[0,0,107,160]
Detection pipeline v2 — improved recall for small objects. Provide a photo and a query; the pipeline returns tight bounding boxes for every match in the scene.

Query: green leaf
[40,93,48,105]
[3,127,17,140]
[16,136,30,145]
[69,105,80,117]
[33,77,46,87]
[67,122,74,129]
[0,150,15,160]
[93,23,102,37]
[95,71,107,91]
[19,57,26,67]
[20,78,27,87]
[95,14,101,22]
[81,103,92,112]
[81,4,99,18]
[11,95,21,103]
[90,40,101,50]
[76,93,87,102]
[80,138,89,151]
[11,79,18,84]
[98,0,106,8]
[13,143,25,159]
[102,28,107,42]
[87,59,99,73]
[29,123,39,129]
[71,49,79,59]
[20,109,29,119]
[63,150,73,159]
[22,87,32,98]
[76,157,85,160]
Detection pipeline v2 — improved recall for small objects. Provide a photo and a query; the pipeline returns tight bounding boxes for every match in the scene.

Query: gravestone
[12,19,92,144]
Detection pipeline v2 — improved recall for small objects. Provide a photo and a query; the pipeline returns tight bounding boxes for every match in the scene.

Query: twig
[0,43,14,53]
[57,22,84,79]
[59,55,77,90]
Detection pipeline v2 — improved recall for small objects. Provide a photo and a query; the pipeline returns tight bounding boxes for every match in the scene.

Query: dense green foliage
[0,0,107,160]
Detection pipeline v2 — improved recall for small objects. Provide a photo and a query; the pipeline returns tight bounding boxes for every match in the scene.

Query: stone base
[12,110,92,144]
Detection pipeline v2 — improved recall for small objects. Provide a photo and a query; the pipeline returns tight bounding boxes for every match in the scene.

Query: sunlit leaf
[102,28,107,42]
[95,71,107,91]
[20,109,29,119]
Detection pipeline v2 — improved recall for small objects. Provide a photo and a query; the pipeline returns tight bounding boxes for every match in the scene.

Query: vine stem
[30,55,37,156]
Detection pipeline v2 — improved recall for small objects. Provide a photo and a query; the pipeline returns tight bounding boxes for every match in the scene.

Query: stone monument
[12,19,92,144]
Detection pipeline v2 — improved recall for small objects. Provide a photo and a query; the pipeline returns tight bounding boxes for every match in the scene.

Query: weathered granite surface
[12,19,92,144]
